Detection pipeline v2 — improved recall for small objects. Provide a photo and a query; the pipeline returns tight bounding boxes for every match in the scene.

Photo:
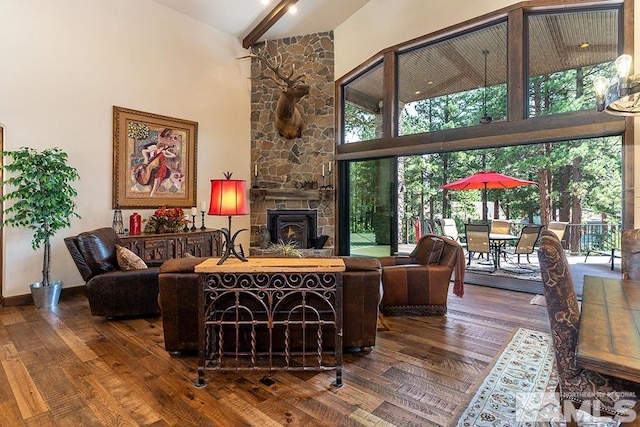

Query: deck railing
[564,223,621,255]
[401,218,621,255]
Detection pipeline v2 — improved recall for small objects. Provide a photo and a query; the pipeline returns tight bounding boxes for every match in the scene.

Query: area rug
[529,294,547,306]
[455,327,557,426]
[455,328,618,426]
[466,261,541,282]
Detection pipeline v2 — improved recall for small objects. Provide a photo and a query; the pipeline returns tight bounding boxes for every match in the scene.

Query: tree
[0,147,80,285]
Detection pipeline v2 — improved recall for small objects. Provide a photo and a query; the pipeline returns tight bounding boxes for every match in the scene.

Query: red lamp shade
[208,178,248,216]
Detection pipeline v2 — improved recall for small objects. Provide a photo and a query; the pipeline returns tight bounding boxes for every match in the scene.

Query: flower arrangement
[144,207,188,233]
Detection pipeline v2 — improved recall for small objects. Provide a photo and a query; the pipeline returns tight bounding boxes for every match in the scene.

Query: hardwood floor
[0,284,550,426]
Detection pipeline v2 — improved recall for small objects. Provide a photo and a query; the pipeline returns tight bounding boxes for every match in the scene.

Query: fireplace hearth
[267,209,317,249]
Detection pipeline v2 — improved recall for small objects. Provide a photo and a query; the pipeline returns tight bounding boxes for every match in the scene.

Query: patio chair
[500,225,542,264]
[438,218,465,247]
[584,232,620,271]
[537,230,640,425]
[464,223,493,268]
[547,221,568,243]
[489,219,511,235]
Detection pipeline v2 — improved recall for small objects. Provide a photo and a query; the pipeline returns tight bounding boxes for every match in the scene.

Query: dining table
[576,274,640,383]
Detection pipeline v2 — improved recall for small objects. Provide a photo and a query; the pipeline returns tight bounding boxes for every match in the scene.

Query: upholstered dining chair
[622,228,640,280]
[500,224,542,264]
[537,230,640,425]
[464,223,492,268]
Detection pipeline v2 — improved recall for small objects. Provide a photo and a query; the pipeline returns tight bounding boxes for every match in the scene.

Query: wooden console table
[120,229,221,263]
[194,257,345,388]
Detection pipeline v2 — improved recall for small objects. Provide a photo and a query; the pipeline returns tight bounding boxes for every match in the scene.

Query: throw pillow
[183,252,195,258]
[115,245,148,271]
[428,238,445,264]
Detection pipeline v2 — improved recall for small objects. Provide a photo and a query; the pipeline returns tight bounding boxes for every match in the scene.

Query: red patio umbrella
[440,171,537,222]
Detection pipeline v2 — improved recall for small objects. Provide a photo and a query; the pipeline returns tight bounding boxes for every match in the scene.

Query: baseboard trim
[1,285,86,307]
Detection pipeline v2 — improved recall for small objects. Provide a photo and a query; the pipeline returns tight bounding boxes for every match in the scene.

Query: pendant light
[479,49,493,124]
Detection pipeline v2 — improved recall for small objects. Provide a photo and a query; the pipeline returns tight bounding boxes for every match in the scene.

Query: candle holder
[200,210,206,230]
[183,215,190,232]
[112,205,124,235]
[191,215,197,231]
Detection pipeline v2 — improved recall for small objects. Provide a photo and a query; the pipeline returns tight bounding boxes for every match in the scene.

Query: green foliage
[344,58,622,246]
[400,84,507,135]
[344,103,376,142]
[0,147,80,284]
[269,239,303,258]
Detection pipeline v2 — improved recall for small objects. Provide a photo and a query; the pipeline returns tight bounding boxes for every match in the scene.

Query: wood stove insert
[267,209,317,249]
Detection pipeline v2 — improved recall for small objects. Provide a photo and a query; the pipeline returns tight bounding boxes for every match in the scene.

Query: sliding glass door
[339,158,396,256]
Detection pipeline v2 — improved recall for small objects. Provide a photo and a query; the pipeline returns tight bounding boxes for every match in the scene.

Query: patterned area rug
[529,294,547,306]
[456,328,557,426]
[455,328,619,426]
[466,261,542,282]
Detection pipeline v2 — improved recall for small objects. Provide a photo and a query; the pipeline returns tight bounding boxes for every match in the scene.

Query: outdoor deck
[350,233,621,297]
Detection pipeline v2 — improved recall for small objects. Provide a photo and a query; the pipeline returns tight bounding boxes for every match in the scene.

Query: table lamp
[208,172,249,265]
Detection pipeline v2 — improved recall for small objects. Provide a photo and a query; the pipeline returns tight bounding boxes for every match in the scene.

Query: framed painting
[113,106,198,208]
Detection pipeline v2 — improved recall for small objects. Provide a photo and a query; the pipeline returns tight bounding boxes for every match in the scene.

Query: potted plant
[269,239,303,258]
[0,147,80,308]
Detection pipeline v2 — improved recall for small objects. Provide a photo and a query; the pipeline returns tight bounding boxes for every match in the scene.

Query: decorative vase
[129,212,141,235]
[157,223,180,234]
[257,226,271,249]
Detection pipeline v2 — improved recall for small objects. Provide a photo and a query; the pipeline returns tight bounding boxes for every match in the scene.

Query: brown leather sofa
[377,233,464,316]
[65,227,161,318]
[158,256,382,355]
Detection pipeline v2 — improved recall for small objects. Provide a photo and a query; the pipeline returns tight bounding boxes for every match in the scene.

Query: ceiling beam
[242,0,299,49]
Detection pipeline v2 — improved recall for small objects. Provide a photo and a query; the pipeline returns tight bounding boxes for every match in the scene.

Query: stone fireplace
[267,209,317,249]
[249,32,335,253]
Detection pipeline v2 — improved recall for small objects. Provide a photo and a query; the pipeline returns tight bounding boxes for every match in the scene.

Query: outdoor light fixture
[208,172,249,265]
[594,54,640,116]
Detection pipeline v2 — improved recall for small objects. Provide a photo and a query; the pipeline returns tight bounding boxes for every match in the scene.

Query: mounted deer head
[240,47,310,139]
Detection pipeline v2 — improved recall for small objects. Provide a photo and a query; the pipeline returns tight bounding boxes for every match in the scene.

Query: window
[343,61,384,143]
[344,158,396,256]
[527,7,621,116]
[398,21,507,134]
[336,1,630,255]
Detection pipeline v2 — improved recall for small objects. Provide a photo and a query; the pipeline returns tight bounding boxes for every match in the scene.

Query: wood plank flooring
[0,284,550,426]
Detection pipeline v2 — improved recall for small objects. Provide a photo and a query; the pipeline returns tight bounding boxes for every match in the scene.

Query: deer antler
[238,47,305,88]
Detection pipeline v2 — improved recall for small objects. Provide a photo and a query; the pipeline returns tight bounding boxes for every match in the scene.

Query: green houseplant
[269,239,303,258]
[0,147,80,307]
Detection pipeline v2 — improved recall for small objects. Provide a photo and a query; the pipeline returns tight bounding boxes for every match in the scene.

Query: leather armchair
[378,233,464,316]
[64,227,161,318]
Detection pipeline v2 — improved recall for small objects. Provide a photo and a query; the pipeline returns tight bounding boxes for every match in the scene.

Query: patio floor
[350,235,621,297]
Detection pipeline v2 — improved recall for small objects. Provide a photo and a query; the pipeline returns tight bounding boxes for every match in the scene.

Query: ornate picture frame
[113,106,197,208]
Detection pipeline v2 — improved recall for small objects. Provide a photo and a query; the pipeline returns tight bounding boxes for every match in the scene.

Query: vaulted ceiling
[152,0,369,47]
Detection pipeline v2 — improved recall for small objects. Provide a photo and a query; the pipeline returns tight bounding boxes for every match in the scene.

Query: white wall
[0,0,251,298]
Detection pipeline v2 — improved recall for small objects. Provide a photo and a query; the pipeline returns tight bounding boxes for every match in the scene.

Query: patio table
[489,233,519,269]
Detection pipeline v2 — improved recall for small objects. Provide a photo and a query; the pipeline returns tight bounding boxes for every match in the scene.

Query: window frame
[334,0,633,254]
